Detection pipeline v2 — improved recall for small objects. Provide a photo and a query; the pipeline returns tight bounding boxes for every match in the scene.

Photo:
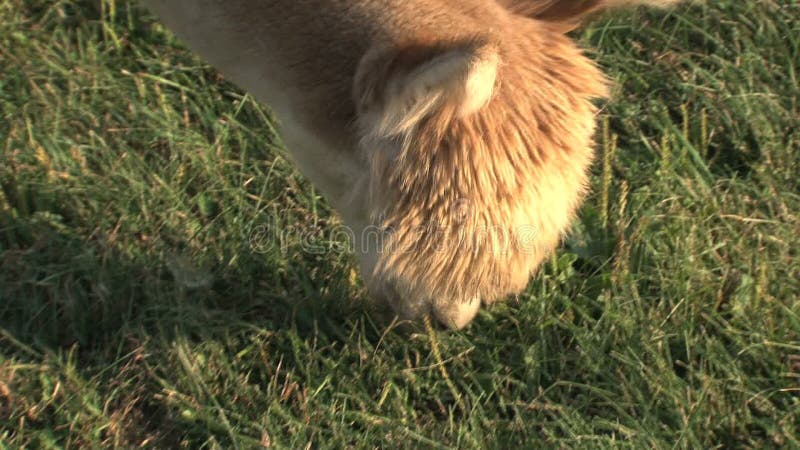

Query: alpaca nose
[432,297,481,330]
[369,276,482,329]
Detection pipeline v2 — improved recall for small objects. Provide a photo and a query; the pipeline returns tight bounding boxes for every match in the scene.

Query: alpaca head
[351,17,611,328]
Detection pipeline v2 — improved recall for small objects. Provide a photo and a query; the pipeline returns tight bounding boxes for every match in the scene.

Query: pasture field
[1,0,798,448]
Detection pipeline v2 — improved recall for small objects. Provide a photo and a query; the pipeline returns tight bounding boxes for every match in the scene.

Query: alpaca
[140,0,680,328]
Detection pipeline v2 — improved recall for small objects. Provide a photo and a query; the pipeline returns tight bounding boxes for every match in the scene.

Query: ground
[1,0,798,448]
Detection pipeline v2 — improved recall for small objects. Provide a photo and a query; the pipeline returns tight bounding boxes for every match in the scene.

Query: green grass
[1,0,798,448]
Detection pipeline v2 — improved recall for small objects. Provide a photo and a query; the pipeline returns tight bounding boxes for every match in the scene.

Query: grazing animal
[140,0,680,329]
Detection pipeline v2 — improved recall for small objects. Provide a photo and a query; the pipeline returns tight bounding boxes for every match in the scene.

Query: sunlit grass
[1,1,798,448]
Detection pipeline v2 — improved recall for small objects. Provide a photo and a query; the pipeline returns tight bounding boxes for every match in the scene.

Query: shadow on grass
[0,207,372,353]
[0,206,376,445]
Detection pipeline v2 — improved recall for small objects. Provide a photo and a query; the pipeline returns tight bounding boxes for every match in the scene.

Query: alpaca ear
[504,0,602,21]
[501,0,681,32]
[354,38,499,137]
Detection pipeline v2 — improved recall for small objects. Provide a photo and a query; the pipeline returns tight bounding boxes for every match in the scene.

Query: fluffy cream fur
[140,0,681,329]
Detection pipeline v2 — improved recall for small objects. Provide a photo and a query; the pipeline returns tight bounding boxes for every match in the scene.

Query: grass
[1,0,798,448]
